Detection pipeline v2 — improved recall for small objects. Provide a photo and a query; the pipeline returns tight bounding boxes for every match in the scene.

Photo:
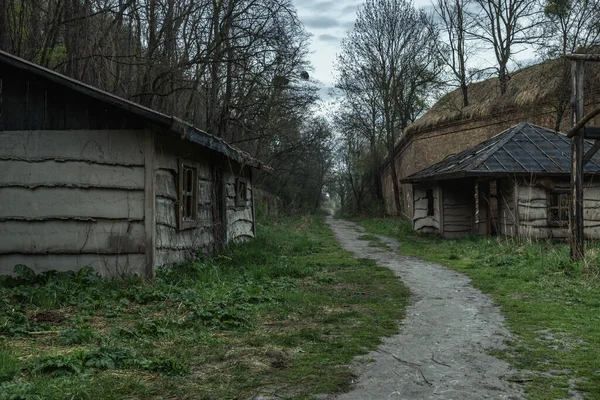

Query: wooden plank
[228,219,254,240]
[0,254,146,276]
[156,197,212,229]
[155,169,178,199]
[0,220,145,254]
[226,207,253,223]
[0,130,145,165]
[571,59,585,259]
[156,225,214,250]
[144,129,156,279]
[0,187,144,219]
[0,161,144,189]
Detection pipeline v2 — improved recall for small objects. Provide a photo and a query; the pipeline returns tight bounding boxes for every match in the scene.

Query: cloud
[302,16,340,29]
[341,4,358,14]
[318,34,339,43]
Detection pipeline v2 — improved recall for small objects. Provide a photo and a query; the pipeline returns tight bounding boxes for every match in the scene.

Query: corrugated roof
[0,50,270,171]
[403,122,600,183]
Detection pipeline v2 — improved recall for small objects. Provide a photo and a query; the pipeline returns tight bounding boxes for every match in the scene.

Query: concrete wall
[0,130,147,276]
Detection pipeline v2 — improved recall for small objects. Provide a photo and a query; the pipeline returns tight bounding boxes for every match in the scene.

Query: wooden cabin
[0,50,269,277]
[403,123,600,239]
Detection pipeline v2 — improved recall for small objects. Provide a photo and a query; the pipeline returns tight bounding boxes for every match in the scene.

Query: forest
[1,0,599,215]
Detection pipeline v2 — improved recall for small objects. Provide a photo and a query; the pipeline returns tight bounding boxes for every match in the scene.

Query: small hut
[0,50,269,277]
[403,123,600,239]
[381,57,600,218]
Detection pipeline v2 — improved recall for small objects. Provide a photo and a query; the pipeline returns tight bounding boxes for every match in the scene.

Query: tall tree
[336,0,441,214]
[540,0,600,57]
[432,0,473,107]
[470,0,541,94]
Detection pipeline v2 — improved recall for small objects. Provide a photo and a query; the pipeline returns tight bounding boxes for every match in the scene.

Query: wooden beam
[144,129,156,278]
[567,105,600,137]
[567,53,600,61]
[570,60,585,260]
[583,140,600,166]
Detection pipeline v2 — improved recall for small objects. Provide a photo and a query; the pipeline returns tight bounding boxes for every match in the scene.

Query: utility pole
[566,53,600,260]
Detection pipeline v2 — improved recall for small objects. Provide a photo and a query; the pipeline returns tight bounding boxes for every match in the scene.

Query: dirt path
[326,217,524,400]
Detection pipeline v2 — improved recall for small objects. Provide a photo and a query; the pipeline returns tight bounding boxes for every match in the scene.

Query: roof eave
[403,170,600,184]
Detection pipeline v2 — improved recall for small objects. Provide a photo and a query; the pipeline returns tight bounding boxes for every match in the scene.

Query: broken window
[178,162,198,229]
[426,189,434,216]
[548,190,570,226]
[236,177,248,207]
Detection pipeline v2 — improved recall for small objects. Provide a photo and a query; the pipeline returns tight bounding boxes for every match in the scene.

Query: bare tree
[432,0,473,107]
[0,0,330,213]
[336,0,441,214]
[470,0,542,94]
[540,0,600,57]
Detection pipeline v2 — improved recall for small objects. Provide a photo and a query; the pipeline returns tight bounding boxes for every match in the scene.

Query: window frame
[178,160,199,230]
[547,189,570,227]
[426,188,434,217]
[235,177,248,208]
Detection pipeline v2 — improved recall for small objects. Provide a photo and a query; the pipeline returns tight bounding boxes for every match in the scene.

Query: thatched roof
[405,57,600,136]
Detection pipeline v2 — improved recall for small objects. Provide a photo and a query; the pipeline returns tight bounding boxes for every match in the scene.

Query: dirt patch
[324,217,524,400]
[28,311,65,324]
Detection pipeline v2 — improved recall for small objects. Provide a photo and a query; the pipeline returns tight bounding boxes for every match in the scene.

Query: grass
[357,217,600,399]
[0,215,410,400]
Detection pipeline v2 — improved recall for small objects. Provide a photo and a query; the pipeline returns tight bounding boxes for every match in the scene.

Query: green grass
[357,217,600,399]
[0,215,409,400]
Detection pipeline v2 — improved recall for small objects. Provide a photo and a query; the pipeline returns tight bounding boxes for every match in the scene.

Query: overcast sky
[291,0,536,106]
[292,0,434,100]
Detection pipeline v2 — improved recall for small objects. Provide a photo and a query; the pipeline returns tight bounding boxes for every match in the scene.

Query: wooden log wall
[223,166,255,242]
[0,130,147,276]
[412,185,440,234]
[515,180,600,240]
[442,184,473,238]
[154,136,215,267]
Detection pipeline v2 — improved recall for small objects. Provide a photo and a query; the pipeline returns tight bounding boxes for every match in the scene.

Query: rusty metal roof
[0,50,270,171]
[403,122,600,183]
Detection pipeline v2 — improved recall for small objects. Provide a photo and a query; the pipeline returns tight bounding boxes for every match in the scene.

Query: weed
[0,215,409,399]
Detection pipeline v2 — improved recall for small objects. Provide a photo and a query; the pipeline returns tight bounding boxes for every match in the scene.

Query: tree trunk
[389,157,402,215]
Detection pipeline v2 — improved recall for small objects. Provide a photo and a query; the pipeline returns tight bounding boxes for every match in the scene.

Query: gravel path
[326,217,524,400]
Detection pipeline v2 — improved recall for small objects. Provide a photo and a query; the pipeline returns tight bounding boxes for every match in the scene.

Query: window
[235,177,248,207]
[178,162,198,230]
[426,189,434,216]
[548,190,570,226]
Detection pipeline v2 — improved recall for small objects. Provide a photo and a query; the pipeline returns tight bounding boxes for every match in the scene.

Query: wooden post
[144,128,156,278]
[474,180,479,234]
[570,60,585,260]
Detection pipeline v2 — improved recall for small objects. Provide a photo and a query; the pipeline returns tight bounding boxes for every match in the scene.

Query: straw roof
[405,57,600,136]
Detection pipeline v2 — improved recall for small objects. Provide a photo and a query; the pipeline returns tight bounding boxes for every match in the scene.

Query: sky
[292,0,434,102]
[291,0,536,107]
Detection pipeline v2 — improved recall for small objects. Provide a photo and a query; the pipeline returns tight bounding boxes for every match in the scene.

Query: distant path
[325,217,524,400]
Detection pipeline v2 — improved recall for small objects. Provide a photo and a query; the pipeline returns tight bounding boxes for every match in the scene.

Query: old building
[0,50,269,277]
[381,58,600,218]
[402,123,600,239]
